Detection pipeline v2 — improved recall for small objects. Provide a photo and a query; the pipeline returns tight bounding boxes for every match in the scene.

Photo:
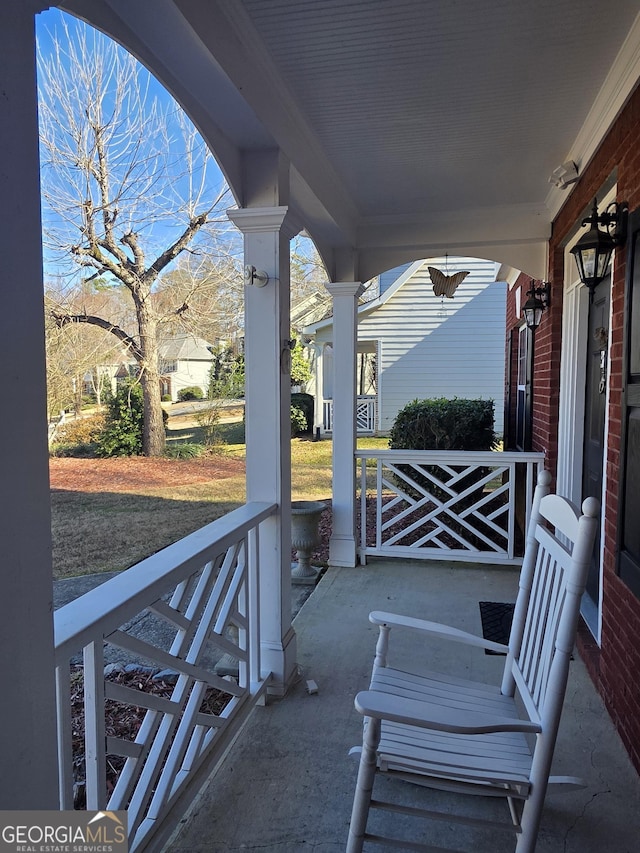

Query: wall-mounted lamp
[523,281,551,330]
[570,197,628,300]
[244,265,270,287]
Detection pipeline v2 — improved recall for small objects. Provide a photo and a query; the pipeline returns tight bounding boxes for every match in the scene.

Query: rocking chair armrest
[354,689,542,735]
[369,610,509,655]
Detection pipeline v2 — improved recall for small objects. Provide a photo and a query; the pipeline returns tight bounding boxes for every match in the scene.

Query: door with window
[582,275,610,618]
[619,206,640,598]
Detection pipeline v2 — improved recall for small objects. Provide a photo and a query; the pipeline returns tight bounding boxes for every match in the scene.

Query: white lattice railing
[323,395,376,433]
[356,451,545,565]
[54,501,276,852]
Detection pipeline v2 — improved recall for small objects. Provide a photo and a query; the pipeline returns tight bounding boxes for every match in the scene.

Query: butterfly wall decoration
[428,266,470,298]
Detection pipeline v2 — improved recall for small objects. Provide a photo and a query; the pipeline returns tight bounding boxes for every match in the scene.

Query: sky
[35,7,233,286]
[35,7,323,297]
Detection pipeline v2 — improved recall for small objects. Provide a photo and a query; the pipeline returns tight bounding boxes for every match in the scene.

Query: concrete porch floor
[164,558,640,853]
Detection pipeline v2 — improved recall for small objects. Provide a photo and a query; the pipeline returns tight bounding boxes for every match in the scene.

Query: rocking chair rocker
[346,469,599,853]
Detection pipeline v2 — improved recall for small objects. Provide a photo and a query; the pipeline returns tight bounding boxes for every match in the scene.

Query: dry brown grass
[50,423,388,579]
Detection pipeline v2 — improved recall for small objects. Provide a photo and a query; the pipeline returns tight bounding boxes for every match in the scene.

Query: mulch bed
[50,455,244,492]
[70,665,230,808]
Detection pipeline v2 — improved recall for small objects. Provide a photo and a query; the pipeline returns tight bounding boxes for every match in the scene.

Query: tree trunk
[74,373,83,416]
[137,306,165,456]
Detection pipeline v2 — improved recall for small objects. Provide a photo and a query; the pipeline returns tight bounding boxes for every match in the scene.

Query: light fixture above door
[570,198,628,300]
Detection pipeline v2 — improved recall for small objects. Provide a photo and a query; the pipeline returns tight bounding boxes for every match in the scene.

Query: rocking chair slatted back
[506,491,598,727]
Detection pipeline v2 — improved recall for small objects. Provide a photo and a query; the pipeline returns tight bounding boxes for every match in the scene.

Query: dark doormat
[479,601,514,654]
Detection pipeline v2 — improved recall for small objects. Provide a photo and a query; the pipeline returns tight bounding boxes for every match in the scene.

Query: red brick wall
[546,82,640,773]
[504,272,562,470]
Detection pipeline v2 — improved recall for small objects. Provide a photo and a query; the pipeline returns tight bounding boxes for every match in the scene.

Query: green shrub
[291,392,314,433]
[96,381,144,457]
[161,394,172,402]
[290,339,311,387]
[177,386,204,402]
[209,350,245,399]
[388,398,499,545]
[291,404,308,437]
[50,441,97,458]
[165,442,204,459]
[389,398,497,451]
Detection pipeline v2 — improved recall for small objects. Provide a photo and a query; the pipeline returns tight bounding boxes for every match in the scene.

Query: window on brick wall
[618,206,640,598]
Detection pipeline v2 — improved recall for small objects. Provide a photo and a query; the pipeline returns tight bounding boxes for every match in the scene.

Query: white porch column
[312,343,325,436]
[0,4,59,806]
[228,206,301,695]
[326,282,365,566]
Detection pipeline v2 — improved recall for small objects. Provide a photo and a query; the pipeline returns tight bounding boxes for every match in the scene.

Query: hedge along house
[4,0,640,824]
[304,257,507,436]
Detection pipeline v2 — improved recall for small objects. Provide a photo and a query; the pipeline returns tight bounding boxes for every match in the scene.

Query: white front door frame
[557,192,616,643]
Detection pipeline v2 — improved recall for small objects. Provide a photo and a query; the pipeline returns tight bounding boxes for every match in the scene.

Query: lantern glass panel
[597,248,613,279]
[581,247,596,279]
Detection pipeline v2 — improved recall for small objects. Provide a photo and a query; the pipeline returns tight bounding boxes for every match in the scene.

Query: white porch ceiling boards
[65,0,640,279]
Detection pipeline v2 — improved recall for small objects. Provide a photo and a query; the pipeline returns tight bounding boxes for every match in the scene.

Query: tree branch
[143,212,209,286]
[71,242,139,292]
[120,230,145,275]
[51,310,143,361]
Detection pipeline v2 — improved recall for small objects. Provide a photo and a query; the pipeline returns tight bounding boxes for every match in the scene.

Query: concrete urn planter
[291,500,326,584]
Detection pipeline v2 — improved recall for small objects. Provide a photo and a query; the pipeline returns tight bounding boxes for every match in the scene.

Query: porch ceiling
[65,0,640,279]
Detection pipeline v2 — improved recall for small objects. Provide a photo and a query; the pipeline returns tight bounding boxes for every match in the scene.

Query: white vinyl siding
[312,257,506,436]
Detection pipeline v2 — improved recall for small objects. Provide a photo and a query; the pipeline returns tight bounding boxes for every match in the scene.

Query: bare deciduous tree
[38,16,235,455]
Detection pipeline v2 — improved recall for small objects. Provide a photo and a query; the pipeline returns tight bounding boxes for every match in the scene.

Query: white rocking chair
[346,469,599,853]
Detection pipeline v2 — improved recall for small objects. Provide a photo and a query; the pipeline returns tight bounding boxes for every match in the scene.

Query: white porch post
[326,282,364,567]
[0,4,59,806]
[312,343,325,436]
[228,206,300,695]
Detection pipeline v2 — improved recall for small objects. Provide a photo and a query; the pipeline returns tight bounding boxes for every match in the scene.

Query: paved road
[165,398,244,419]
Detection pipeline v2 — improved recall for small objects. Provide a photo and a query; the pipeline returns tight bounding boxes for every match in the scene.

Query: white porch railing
[54,501,276,852]
[356,450,545,565]
[324,395,376,434]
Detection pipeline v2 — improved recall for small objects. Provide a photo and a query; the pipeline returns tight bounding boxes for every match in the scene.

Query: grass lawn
[50,418,389,579]
[166,418,388,500]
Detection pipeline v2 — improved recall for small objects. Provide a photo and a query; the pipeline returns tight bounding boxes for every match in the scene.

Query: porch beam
[0,4,59,807]
[227,202,302,695]
[325,282,365,567]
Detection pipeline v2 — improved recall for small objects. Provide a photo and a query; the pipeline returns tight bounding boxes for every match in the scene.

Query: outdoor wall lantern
[523,281,551,329]
[570,197,628,300]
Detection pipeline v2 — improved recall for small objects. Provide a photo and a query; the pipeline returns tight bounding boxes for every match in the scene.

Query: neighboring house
[158,334,215,401]
[81,349,131,402]
[290,290,333,332]
[304,257,507,435]
[82,334,217,402]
